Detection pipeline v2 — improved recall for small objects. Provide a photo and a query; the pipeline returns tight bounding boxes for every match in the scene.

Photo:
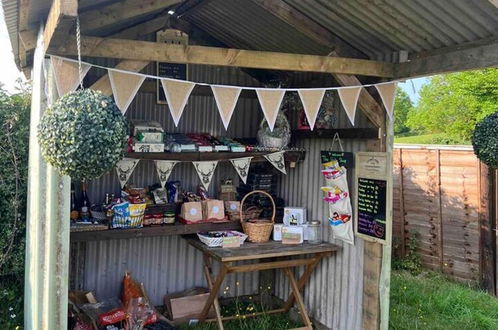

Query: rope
[76,16,83,89]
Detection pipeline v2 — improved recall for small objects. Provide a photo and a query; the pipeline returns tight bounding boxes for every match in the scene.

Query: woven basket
[197,231,248,247]
[240,190,275,243]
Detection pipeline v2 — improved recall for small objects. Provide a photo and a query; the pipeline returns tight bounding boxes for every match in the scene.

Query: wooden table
[185,237,340,330]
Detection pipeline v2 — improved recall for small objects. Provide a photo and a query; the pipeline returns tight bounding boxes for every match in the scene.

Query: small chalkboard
[157,62,188,104]
[321,151,354,169]
[357,178,386,240]
[354,152,390,244]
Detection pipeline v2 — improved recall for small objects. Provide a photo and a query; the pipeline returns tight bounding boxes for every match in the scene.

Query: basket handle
[239,190,276,224]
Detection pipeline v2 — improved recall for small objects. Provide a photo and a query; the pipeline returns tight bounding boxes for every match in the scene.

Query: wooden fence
[392,145,497,293]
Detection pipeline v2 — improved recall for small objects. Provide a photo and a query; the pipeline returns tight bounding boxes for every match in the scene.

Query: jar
[307,220,321,244]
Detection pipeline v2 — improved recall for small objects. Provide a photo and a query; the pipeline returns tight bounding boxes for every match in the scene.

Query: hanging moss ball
[38,89,128,180]
[472,112,498,168]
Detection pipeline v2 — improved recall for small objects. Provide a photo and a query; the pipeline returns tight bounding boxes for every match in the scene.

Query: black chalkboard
[156,62,188,104]
[321,151,354,169]
[356,178,386,240]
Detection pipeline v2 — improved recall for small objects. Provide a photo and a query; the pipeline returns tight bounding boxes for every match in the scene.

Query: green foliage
[390,270,498,329]
[472,112,498,167]
[394,133,469,145]
[392,230,421,274]
[407,69,498,142]
[38,89,128,180]
[394,88,413,135]
[0,81,30,329]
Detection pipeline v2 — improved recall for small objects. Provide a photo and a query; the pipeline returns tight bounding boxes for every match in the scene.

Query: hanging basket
[472,111,498,168]
[239,190,275,243]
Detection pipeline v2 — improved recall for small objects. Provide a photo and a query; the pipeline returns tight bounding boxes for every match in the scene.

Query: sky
[0,7,25,93]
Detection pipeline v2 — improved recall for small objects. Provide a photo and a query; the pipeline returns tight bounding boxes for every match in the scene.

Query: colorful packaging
[282,226,304,244]
[283,207,307,226]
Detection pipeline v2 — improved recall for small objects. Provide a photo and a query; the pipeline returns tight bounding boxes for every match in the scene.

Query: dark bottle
[80,182,91,221]
[70,183,79,221]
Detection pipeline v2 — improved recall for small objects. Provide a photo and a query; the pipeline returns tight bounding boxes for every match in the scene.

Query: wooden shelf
[70,221,242,242]
[292,128,379,140]
[126,150,306,162]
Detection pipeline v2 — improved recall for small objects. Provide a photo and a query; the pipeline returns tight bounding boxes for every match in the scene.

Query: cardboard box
[282,225,304,244]
[283,207,307,226]
[202,200,225,220]
[135,131,163,143]
[164,288,215,321]
[133,142,165,153]
[132,120,164,135]
[180,202,203,223]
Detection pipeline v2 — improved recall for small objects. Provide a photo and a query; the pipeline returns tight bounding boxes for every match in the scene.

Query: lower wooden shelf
[70,221,242,242]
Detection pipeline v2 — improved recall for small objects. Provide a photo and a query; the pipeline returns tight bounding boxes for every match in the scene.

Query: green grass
[390,270,498,329]
[394,133,470,145]
[179,313,301,330]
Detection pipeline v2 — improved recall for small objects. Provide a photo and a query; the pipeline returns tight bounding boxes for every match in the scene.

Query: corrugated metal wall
[70,62,374,328]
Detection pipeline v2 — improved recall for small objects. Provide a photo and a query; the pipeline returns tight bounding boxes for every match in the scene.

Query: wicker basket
[240,190,275,243]
[227,206,262,222]
[197,231,248,247]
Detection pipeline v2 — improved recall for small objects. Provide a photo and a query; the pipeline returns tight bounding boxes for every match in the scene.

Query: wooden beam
[56,36,396,77]
[251,0,384,127]
[19,29,37,51]
[78,0,181,34]
[396,41,498,78]
[479,162,496,294]
[43,0,78,52]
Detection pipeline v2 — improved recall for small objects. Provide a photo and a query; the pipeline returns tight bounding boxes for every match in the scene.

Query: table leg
[199,261,229,323]
[283,254,323,312]
[203,255,224,330]
[284,268,313,329]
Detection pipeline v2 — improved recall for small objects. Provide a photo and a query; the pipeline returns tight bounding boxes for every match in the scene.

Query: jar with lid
[307,220,321,244]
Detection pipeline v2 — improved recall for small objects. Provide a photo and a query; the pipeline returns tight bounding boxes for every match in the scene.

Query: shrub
[472,112,498,167]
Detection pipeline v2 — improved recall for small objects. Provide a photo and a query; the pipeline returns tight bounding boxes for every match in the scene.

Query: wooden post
[479,162,496,294]
[436,149,444,272]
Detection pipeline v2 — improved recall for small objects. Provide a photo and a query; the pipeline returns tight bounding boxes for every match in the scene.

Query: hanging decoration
[192,161,218,190]
[51,56,91,97]
[264,151,287,175]
[338,86,362,126]
[154,160,178,187]
[108,70,146,114]
[115,158,140,188]
[230,157,253,184]
[256,89,286,131]
[297,89,326,130]
[211,86,242,130]
[375,82,397,120]
[160,79,196,126]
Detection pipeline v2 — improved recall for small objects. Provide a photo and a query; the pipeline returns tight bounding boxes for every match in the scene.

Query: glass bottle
[70,183,79,222]
[80,182,91,222]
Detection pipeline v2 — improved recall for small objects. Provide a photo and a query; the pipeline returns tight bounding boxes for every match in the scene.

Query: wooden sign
[354,152,391,244]
[156,29,189,104]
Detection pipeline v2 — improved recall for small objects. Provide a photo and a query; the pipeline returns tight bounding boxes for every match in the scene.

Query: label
[190,208,197,216]
[212,206,220,214]
[222,236,240,248]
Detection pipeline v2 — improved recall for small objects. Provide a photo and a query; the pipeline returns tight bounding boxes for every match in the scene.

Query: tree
[407,69,498,142]
[394,88,413,135]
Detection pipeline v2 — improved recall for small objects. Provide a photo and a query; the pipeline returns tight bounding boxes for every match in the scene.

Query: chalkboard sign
[321,151,354,169]
[354,152,390,244]
[357,178,386,240]
[156,62,188,104]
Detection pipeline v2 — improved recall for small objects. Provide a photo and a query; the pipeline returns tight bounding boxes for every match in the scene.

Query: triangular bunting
[375,82,397,120]
[161,79,196,126]
[115,158,140,188]
[230,157,253,184]
[211,86,242,130]
[192,161,218,190]
[338,86,362,126]
[297,89,326,130]
[264,151,287,175]
[51,56,91,97]
[256,89,286,131]
[154,160,178,188]
[108,70,146,114]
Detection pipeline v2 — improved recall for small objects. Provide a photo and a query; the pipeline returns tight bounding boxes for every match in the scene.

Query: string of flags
[49,55,398,129]
[115,151,287,190]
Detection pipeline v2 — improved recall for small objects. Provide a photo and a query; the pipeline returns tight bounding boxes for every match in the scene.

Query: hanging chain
[76,16,84,89]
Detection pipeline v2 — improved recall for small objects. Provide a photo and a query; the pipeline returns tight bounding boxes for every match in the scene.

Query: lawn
[394,133,470,145]
[390,270,498,329]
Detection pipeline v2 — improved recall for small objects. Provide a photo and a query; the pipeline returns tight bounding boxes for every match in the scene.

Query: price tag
[222,236,240,248]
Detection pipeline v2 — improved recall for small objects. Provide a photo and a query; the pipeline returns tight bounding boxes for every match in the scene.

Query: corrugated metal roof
[1,0,19,64]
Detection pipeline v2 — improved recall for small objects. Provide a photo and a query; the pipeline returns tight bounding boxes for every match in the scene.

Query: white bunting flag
[51,56,91,97]
[230,157,253,184]
[256,89,286,131]
[108,70,146,114]
[115,158,140,188]
[264,151,287,175]
[338,86,362,126]
[375,82,397,120]
[161,79,196,126]
[211,86,242,130]
[298,89,326,130]
[193,161,218,190]
[154,160,178,187]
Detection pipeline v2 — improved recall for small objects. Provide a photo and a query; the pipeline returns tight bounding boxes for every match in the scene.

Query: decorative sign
[354,152,390,244]
[156,29,189,104]
[321,151,354,170]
